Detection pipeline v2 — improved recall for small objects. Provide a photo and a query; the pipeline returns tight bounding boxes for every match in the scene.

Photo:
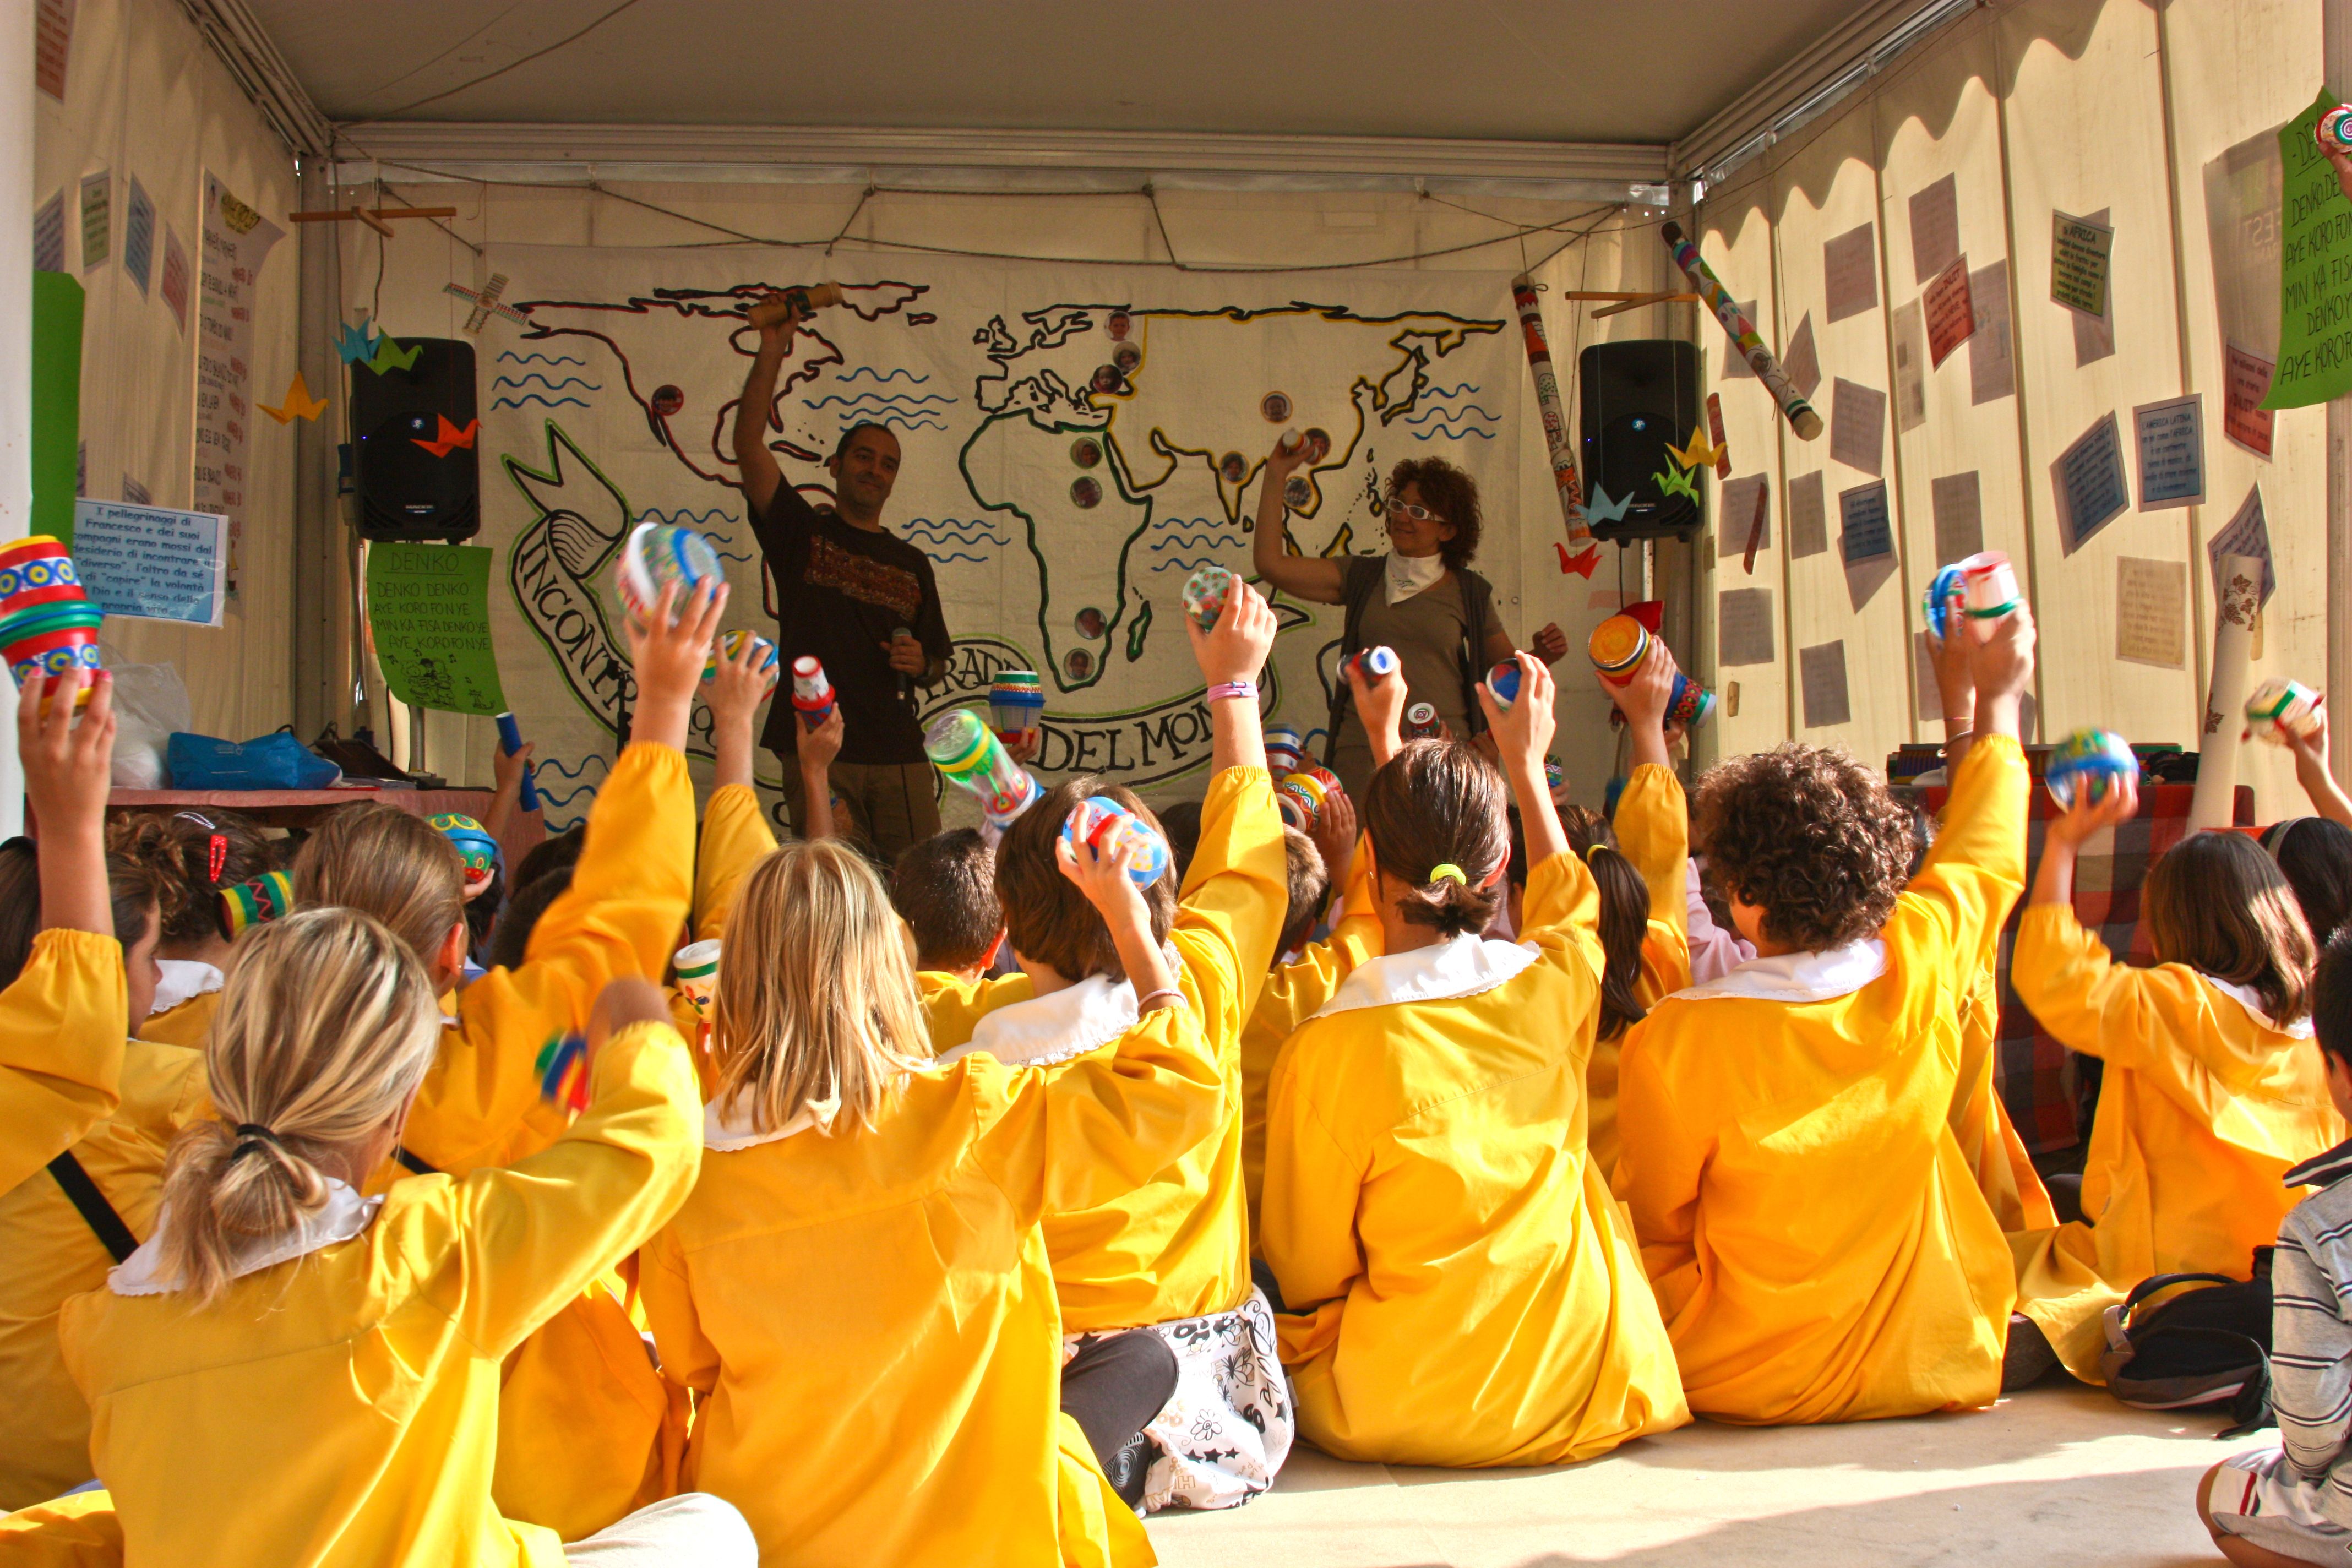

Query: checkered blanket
[1916,782,2254,1153]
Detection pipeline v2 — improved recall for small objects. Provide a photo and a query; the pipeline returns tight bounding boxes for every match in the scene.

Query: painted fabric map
[476,244,1528,828]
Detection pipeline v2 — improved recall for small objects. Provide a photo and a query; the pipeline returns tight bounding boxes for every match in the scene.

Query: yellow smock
[0,930,129,1196]
[364,741,695,1543]
[0,1036,206,1509]
[58,1021,702,1568]
[1262,851,1689,1466]
[641,1001,1226,1566]
[0,1485,119,1565]
[1602,763,1696,1177]
[1614,735,2028,1424]
[2009,903,2344,1381]
[919,967,1033,1052]
[668,781,781,1090]
[1953,959,2057,1236]
[136,984,218,1049]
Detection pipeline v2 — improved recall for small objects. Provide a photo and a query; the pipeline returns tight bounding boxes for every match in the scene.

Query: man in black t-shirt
[733,291,952,861]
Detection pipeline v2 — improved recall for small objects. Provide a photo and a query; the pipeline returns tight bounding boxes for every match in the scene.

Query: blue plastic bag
[166,731,343,791]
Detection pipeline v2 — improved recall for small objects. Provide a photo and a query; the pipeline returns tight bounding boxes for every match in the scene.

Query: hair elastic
[230,1123,282,1160]
[1428,863,1468,886]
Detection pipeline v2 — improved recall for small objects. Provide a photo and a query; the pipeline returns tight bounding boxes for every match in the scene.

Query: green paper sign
[2266,90,2352,409]
[31,272,84,546]
[365,543,508,716]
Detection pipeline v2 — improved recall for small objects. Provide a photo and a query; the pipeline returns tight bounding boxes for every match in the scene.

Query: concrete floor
[1144,1383,2236,1567]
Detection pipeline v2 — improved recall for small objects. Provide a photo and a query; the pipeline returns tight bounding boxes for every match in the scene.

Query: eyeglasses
[1380,495,1446,524]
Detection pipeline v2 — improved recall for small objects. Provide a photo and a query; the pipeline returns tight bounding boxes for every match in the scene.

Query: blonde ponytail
[156,907,442,1305]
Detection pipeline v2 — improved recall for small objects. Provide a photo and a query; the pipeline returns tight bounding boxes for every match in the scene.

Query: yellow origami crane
[1665,422,1724,471]
[257,371,329,424]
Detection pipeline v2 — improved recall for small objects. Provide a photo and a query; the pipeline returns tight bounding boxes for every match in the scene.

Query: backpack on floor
[2098,1251,2273,1437]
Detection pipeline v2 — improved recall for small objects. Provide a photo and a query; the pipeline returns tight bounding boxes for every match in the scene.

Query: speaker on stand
[351,336,479,542]
[1577,339,1702,542]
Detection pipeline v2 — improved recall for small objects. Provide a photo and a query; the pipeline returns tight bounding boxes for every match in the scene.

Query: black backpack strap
[392,1145,437,1177]
[2119,1272,2243,1319]
[1455,569,1495,738]
[47,1150,139,1265]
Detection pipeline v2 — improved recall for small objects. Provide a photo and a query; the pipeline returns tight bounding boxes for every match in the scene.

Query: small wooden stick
[1590,291,1700,320]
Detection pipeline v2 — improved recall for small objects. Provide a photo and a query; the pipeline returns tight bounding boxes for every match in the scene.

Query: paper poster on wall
[2223,345,2275,458]
[2114,556,2187,668]
[1910,175,1961,285]
[2051,210,2114,318]
[1719,473,1769,564]
[1824,224,1879,323]
[2203,124,2282,367]
[77,171,107,271]
[1783,311,1821,399]
[1838,480,1894,565]
[1799,641,1852,728]
[2206,484,2276,609]
[1787,470,1828,558]
[365,543,509,716]
[1891,301,1928,432]
[32,190,66,274]
[35,0,73,101]
[193,173,285,602]
[2266,90,2352,409]
[1924,253,1976,367]
[1830,378,1886,476]
[1931,471,1984,563]
[2132,394,2204,510]
[121,177,154,297]
[72,500,227,625]
[1968,259,2015,405]
[1913,631,1943,720]
[157,227,190,334]
[1723,301,1756,379]
[2052,412,2130,554]
[1717,586,1776,667]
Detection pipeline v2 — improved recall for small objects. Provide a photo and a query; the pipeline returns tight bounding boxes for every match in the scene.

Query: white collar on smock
[150,959,224,1015]
[2200,972,2317,1039]
[1667,938,1889,1005]
[941,972,1137,1069]
[108,1179,382,1297]
[1312,933,1540,1020]
[702,1087,841,1151]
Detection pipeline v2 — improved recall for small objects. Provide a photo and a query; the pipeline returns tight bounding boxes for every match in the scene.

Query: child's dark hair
[2313,930,2352,1073]
[995,778,1178,983]
[1554,806,1648,1041]
[891,829,1003,973]
[1362,740,1507,939]
[513,825,586,891]
[1278,827,1329,956]
[487,868,573,974]
[1158,799,1205,883]
[464,864,504,959]
[0,839,36,986]
[2145,830,2315,1025]
[1694,744,1912,951]
[2262,818,2352,948]
[107,810,275,946]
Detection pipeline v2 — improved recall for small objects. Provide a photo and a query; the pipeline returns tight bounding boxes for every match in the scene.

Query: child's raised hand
[705,634,774,734]
[1056,823,1153,937]
[2048,775,2138,847]
[1479,651,1555,772]
[1189,575,1276,688]
[1309,786,1357,891]
[1605,640,1674,732]
[20,667,114,841]
[624,580,728,752]
[493,737,535,802]
[798,704,846,774]
[1346,655,1407,764]
[2280,695,2331,770]
[1927,589,1975,725]
[1968,599,2036,711]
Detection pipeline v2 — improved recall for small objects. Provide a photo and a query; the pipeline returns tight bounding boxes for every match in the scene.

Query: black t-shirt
[749,483,952,765]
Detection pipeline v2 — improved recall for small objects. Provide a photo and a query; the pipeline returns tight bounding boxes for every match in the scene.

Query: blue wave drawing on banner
[1408,426,1495,442]
[492,393,592,410]
[802,393,959,410]
[498,350,587,367]
[1148,514,1237,536]
[927,551,989,565]
[538,783,599,813]
[839,366,932,385]
[636,507,738,528]
[535,754,612,783]
[1153,555,1226,573]
[1403,403,1499,424]
[1422,382,1482,399]
[1150,532,1228,552]
[902,519,1009,546]
[856,414,950,432]
[494,373,602,394]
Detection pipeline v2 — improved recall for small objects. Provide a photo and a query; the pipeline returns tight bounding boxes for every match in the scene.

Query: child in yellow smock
[1614,604,2037,1424]
[107,806,272,1049]
[641,828,1227,1566]
[1261,654,1688,1466]
[41,913,748,1568]
[289,581,720,1542]
[2008,779,2339,1387]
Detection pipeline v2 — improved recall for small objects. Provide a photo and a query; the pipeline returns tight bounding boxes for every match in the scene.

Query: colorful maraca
[216,870,295,940]
[1344,646,1400,684]
[1061,795,1172,886]
[1924,552,2021,644]
[925,707,1041,825]
[2321,106,2352,150]
[429,812,500,895]
[789,656,835,730]
[1264,723,1304,777]
[1587,613,1652,688]
[1182,563,1234,631]
[1404,701,1441,739]
[617,521,722,627]
[2246,677,2323,745]
[1664,672,1717,729]
[0,535,103,708]
[990,669,1046,741]
[1485,660,1523,710]
[673,939,721,1017]
[2045,728,2139,810]
[1275,766,1341,831]
[704,630,781,691]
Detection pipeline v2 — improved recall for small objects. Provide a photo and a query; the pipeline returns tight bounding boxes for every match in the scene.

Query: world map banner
[477,243,1529,830]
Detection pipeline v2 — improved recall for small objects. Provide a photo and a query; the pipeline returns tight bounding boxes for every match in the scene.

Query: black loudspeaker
[1578,339,1701,541]
[352,337,479,542]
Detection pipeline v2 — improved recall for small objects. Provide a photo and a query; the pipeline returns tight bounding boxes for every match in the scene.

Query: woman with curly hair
[1251,444,1566,799]
[1612,605,2036,1425]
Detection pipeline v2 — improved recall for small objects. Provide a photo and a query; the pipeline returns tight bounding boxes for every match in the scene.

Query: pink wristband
[1207,680,1257,704]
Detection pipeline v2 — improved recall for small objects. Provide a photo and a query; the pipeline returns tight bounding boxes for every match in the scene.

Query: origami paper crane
[1555,541,1602,579]
[365,334,423,375]
[1580,483,1634,526]
[257,371,328,424]
[1654,463,1701,502]
[334,318,383,364]
[1665,422,1724,472]
[411,415,480,457]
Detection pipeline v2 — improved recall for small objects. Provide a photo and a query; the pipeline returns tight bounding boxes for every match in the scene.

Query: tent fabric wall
[32,0,300,742]
[330,178,1680,802]
[1693,0,2327,822]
